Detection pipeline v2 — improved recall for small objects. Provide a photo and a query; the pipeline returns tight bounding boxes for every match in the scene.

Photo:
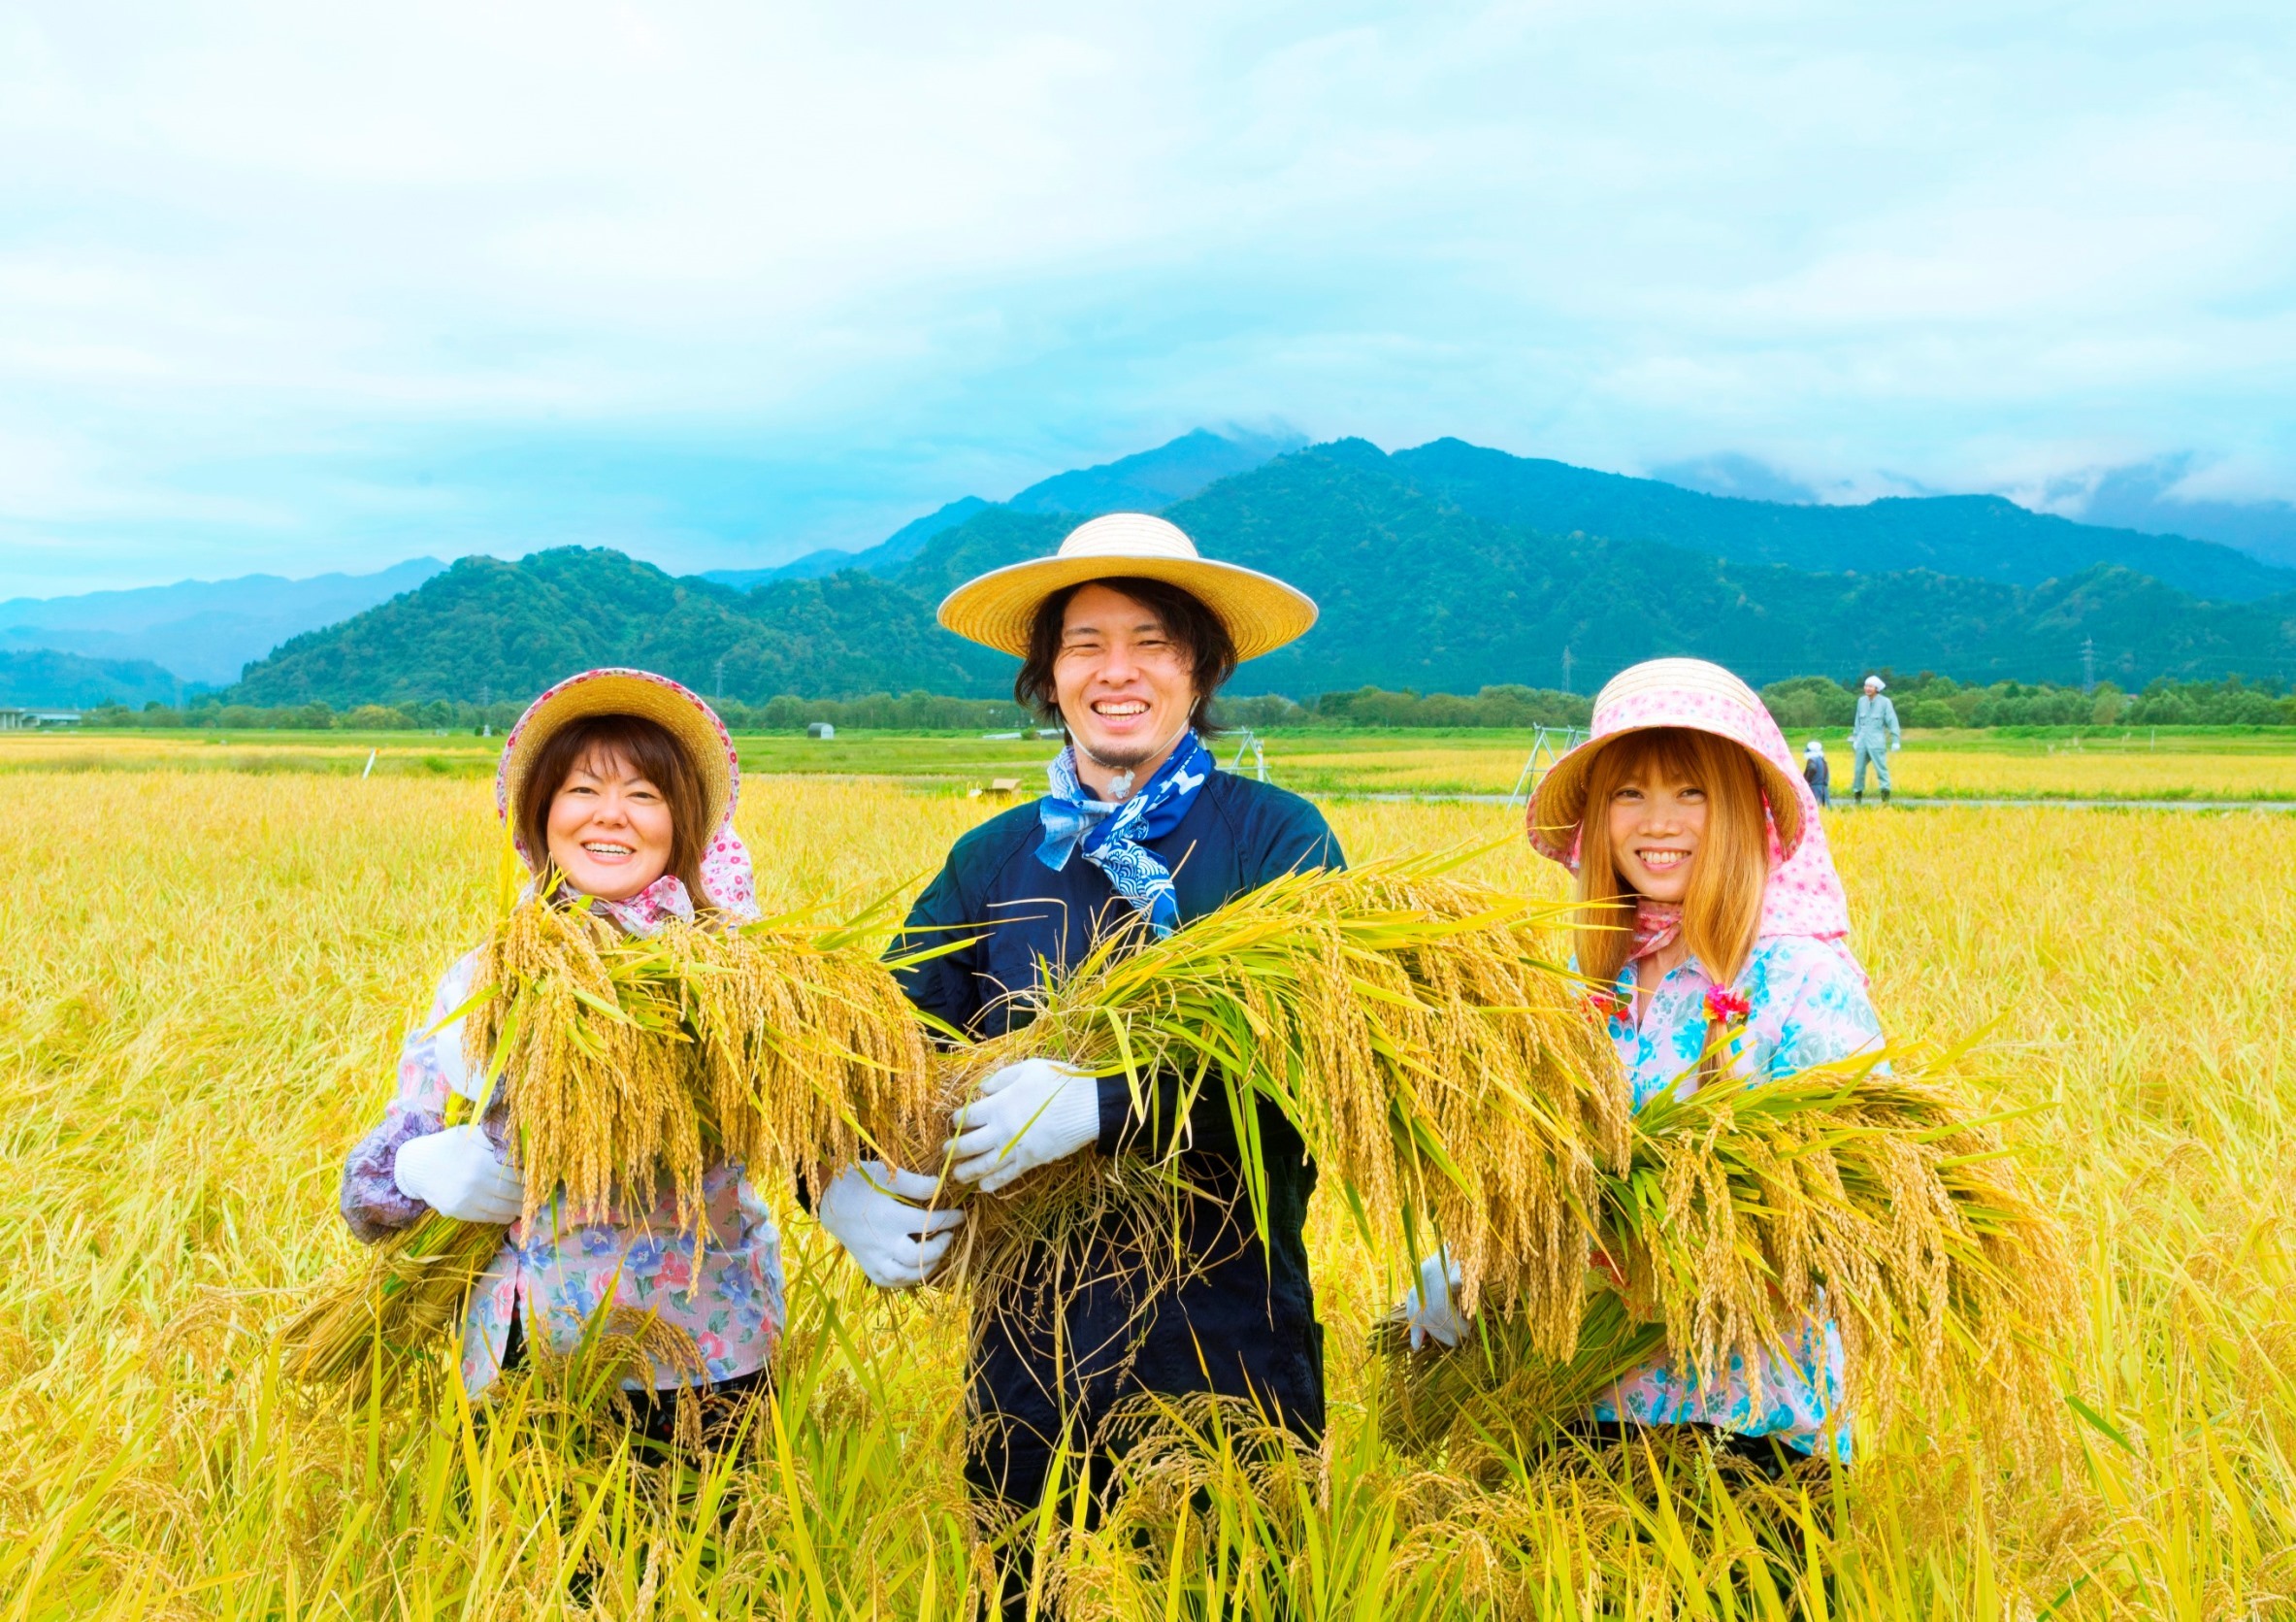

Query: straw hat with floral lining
[935,512,1318,660]
[1527,657,1805,861]
[495,668,738,865]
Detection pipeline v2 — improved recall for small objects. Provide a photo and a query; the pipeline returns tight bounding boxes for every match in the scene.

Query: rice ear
[1609,1053,2082,1471]
[288,897,937,1390]
[935,852,1634,1362]
[922,851,2076,1472]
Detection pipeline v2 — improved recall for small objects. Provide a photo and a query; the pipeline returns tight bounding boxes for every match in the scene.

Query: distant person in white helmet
[1850,676,1900,805]
[1803,738,1830,808]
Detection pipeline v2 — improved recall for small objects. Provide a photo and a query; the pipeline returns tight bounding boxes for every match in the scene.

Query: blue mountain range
[10,428,2296,708]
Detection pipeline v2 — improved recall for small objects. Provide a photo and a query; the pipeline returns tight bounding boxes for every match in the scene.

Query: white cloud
[0,0,2291,591]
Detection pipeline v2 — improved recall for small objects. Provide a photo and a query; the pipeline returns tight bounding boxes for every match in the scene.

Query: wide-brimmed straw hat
[935,512,1318,660]
[1527,657,1805,862]
[495,668,739,858]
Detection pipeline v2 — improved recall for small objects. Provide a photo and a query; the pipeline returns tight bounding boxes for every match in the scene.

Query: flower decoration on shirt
[1703,985,1752,1027]
[1586,988,1630,1027]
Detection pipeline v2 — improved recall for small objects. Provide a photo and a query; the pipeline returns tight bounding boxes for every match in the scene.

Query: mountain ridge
[1391,440,2296,602]
[700,427,1307,589]
[0,557,446,686]
[228,443,2296,707]
[0,648,197,709]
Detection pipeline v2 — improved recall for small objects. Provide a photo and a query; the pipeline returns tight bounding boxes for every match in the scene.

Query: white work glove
[944,1058,1100,1194]
[393,1124,525,1225]
[816,1161,965,1290]
[1397,1249,1470,1351]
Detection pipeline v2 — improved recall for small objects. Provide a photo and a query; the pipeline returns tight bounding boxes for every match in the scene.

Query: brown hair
[1573,727,1771,991]
[1013,576,1240,737]
[515,713,714,909]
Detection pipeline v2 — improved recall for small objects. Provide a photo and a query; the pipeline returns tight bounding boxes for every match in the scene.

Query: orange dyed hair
[1574,726,1773,990]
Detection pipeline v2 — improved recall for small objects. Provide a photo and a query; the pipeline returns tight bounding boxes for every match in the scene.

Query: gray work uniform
[1851,693,1901,795]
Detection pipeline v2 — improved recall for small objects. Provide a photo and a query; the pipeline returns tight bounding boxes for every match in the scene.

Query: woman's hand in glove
[816,1161,965,1290]
[393,1124,525,1225]
[1397,1249,1470,1351]
[944,1058,1099,1194]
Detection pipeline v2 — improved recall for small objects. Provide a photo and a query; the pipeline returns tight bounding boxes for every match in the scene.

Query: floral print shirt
[1589,935,1884,1461]
[339,950,786,1396]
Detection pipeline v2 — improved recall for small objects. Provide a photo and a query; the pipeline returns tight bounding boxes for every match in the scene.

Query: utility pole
[714,656,726,702]
[1560,646,1574,694]
[2081,637,2096,695]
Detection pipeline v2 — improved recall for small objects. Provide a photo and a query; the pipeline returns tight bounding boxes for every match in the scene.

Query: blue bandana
[1035,730,1214,938]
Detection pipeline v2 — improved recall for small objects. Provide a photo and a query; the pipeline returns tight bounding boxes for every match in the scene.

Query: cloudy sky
[4,1,2292,593]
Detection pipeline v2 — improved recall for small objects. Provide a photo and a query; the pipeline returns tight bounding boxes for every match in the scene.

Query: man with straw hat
[813,513,1338,1608]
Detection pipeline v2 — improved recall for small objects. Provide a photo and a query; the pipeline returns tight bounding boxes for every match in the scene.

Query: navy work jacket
[895,768,1344,1489]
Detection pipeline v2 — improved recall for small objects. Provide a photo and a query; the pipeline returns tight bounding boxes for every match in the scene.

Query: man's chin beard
[1072,714,1189,785]
[1079,739,1159,774]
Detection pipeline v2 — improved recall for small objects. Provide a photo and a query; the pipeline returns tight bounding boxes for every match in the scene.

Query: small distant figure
[1803,738,1830,807]
[1851,676,1901,805]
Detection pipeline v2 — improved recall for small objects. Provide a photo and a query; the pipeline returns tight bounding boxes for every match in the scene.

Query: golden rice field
[10,725,2296,803]
[1862,741,2296,803]
[1268,734,2296,802]
[2,768,2292,1618]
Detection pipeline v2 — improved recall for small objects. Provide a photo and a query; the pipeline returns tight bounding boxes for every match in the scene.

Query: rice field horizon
[7,725,2296,804]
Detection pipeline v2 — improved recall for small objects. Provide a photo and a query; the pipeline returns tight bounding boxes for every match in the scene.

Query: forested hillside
[231,445,2296,707]
[0,648,192,708]
[1390,439,2296,602]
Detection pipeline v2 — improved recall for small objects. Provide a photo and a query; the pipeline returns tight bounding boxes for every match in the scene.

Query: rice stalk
[475,896,941,1222]
[476,897,939,1233]
[1604,1055,2082,1467]
[278,1210,503,1393]
[1368,1291,1668,1467]
[284,893,940,1391]
[926,849,2074,1473]
[930,852,1633,1363]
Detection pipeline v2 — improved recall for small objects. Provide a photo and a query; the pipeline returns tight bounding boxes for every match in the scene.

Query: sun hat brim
[1527,725,1805,862]
[495,669,738,864]
[936,551,1318,661]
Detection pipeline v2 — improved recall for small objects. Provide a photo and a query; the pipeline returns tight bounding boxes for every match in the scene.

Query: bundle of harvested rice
[474,897,939,1232]
[1603,1057,2078,1462]
[1368,1290,1666,1463]
[282,1208,507,1389]
[933,853,1634,1357]
[284,896,938,1391]
[1367,1058,2077,1466]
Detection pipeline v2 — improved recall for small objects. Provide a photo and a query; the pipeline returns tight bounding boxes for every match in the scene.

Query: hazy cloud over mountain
[1646,454,1826,507]
[2049,456,2296,572]
[4,2,2292,593]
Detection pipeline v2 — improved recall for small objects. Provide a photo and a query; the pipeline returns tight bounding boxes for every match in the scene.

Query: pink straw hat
[1527,657,1805,862]
[492,668,760,920]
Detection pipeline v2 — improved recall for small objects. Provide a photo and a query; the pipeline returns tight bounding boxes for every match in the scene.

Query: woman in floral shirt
[339,669,785,1445]
[1543,656,1879,1465]
[1403,656,1881,1468]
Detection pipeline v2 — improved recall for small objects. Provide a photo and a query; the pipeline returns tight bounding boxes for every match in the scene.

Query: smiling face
[1051,582,1199,786]
[543,746,675,902]
[1604,761,1709,905]
[1573,726,1772,990]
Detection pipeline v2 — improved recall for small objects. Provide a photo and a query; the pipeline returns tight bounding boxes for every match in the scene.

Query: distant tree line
[78,673,2296,733]
[1759,673,2296,731]
[81,698,529,732]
